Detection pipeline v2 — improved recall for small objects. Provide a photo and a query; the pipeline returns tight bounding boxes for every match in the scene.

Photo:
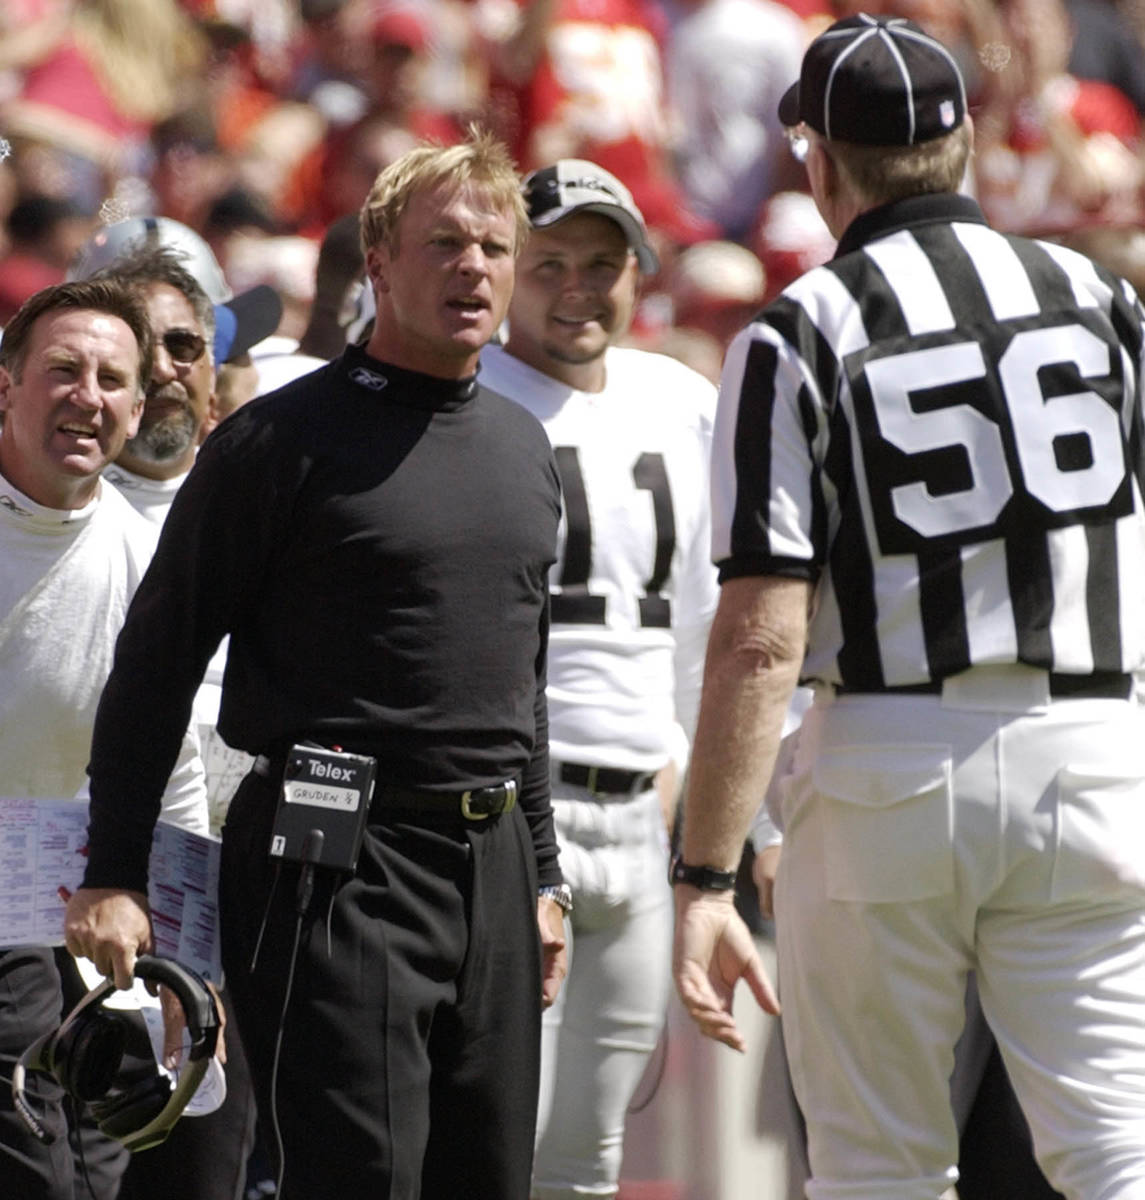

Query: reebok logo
[349,366,388,391]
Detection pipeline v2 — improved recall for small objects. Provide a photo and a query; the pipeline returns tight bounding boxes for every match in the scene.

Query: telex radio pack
[269,744,376,872]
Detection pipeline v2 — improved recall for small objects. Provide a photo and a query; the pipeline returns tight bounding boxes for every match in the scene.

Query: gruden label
[283,780,361,812]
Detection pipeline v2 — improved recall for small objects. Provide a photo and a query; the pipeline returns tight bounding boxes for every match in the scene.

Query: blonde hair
[359,127,528,257]
[824,122,973,208]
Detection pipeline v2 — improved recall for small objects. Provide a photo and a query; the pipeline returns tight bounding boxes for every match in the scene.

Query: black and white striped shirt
[714,192,1145,690]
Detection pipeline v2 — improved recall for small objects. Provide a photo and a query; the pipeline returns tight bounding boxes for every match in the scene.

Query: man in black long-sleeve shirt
[65,130,568,1200]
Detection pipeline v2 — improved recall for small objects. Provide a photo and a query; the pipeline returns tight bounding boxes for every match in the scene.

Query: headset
[12,954,220,1153]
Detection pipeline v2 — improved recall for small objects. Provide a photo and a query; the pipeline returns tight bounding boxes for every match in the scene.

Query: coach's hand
[673,885,779,1051]
[64,887,152,991]
[537,895,568,1008]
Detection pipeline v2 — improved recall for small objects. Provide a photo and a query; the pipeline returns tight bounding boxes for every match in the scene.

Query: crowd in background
[4,0,1145,383]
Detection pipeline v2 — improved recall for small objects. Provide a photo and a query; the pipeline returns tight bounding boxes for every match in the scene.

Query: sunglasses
[161,328,207,365]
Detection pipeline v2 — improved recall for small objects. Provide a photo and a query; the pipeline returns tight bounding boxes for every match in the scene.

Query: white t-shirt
[102,464,188,528]
[0,474,207,831]
[103,461,228,723]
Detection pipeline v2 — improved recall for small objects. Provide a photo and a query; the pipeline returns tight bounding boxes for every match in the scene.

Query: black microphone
[295,828,325,915]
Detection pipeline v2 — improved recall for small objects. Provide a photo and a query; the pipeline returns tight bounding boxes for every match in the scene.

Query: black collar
[834,192,988,260]
[340,343,479,413]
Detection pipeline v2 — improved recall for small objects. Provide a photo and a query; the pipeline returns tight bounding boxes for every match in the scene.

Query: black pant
[0,947,72,1200]
[0,947,130,1200]
[219,771,543,1200]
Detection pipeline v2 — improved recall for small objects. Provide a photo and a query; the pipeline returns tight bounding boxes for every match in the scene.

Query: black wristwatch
[669,854,737,891]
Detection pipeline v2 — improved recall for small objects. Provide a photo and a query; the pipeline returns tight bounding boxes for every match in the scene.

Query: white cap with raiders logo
[521,160,660,274]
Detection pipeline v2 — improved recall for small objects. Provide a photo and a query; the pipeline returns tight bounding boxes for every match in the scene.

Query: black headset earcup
[91,1075,173,1140]
[51,1011,128,1103]
[14,955,219,1152]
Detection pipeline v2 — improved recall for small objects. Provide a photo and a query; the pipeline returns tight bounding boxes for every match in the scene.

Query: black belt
[835,671,1133,701]
[558,762,659,796]
[371,781,518,820]
[252,755,517,821]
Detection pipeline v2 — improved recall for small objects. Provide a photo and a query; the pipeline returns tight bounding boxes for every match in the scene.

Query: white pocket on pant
[815,744,954,903]
[1052,763,1145,902]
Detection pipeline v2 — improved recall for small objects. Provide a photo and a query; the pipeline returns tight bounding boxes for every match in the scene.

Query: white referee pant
[773,665,1145,1200]
[533,775,673,1199]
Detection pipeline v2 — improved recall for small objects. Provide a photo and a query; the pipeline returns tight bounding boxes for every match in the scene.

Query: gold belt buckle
[460,779,516,820]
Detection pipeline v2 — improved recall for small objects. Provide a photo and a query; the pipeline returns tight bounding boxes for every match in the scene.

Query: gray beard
[122,405,196,465]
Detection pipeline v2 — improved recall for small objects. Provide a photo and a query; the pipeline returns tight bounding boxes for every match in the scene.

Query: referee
[672,14,1145,1200]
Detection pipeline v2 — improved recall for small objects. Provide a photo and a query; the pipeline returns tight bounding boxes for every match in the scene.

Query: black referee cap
[778,14,966,147]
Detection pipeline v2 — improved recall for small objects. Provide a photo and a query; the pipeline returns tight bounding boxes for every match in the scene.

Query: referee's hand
[672,885,779,1052]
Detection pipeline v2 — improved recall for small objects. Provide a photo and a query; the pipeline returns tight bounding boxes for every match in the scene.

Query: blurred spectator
[364,2,458,138]
[0,0,206,184]
[1119,0,1145,52]
[213,354,262,422]
[150,107,234,234]
[195,0,301,87]
[297,211,366,359]
[181,16,326,230]
[749,189,835,302]
[641,324,725,383]
[1059,220,1145,293]
[666,0,807,242]
[287,0,373,126]
[669,239,767,351]
[0,194,95,323]
[973,0,1145,234]
[478,0,719,253]
[282,110,420,236]
[224,234,319,340]
[202,185,281,270]
[420,0,493,124]
[280,4,461,235]
[222,229,330,394]
[233,101,328,225]
[1065,0,1145,115]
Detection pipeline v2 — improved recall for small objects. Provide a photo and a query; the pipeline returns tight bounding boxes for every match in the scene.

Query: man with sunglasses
[75,245,280,528]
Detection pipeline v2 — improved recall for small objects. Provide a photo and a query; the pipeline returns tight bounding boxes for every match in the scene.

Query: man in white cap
[672,13,1145,1199]
[480,158,718,1199]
